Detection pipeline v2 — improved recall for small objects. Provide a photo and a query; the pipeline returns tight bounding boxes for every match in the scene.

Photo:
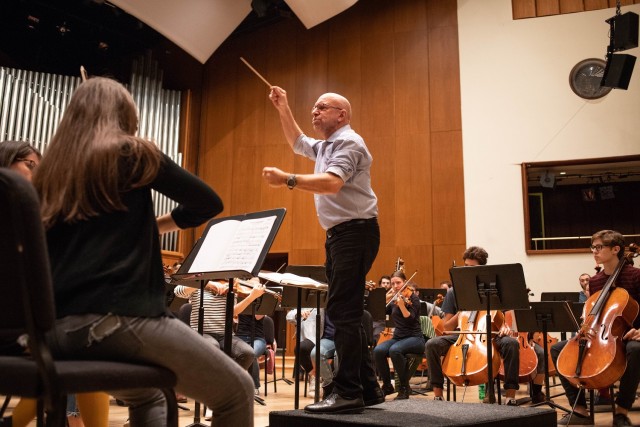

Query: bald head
[319,93,352,121]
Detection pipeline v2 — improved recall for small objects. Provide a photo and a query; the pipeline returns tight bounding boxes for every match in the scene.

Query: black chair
[0,169,178,427]
[177,302,192,326]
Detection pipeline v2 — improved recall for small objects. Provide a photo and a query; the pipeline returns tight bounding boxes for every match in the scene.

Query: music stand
[418,288,443,305]
[513,301,581,414]
[541,292,580,302]
[449,263,530,404]
[172,208,285,426]
[277,265,328,409]
[365,288,386,322]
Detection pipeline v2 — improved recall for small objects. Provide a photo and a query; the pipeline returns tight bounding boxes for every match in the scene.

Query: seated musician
[373,271,425,400]
[551,230,640,426]
[424,246,520,405]
[174,280,265,370]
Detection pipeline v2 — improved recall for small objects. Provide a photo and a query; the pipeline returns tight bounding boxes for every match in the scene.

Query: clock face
[569,58,612,100]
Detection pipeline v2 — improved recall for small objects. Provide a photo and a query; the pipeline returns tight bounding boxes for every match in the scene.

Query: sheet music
[259,271,328,290]
[188,215,277,274]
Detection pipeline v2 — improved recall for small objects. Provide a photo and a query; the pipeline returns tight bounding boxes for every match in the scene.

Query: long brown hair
[34,77,162,228]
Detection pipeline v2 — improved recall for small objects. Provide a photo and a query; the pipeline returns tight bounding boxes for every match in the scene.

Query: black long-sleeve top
[387,293,422,340]
[47,154,223,318]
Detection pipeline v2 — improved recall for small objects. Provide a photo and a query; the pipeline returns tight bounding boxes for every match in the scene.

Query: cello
[442,310,504,387]
[556,244,640,389]
[499,311,538,383]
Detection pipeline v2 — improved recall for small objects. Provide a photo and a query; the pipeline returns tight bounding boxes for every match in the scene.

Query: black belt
[327,217,378,237]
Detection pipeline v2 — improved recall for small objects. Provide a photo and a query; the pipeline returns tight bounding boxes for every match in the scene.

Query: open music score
[188,216,276,274]
[172,208,285,282]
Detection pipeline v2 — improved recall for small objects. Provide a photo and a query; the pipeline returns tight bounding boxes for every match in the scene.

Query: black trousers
[325,219,380,398]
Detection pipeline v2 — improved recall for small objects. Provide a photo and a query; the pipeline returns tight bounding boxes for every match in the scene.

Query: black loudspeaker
[613,12,639,51]
[602,54,636,89]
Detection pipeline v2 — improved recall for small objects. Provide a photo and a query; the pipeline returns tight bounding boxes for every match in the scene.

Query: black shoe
[394,386,410,400]
[382,383,396,396]
[304,393,364,414]
[363,386,385,406]
[613,413,632,427]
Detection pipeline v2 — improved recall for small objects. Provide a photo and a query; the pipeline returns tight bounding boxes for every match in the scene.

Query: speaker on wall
[602,54,636,89]
[612,12,639,51]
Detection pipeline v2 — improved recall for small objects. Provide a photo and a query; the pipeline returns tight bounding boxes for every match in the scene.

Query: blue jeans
[374,336,425,387]
[48,314,254,427]
[310,338,336,386]
[237,335,267,388]
[325,219,380,398]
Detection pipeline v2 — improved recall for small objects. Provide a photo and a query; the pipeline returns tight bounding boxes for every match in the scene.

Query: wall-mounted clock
[569,58,612,100]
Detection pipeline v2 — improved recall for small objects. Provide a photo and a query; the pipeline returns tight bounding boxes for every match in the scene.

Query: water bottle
[478,383,485,400]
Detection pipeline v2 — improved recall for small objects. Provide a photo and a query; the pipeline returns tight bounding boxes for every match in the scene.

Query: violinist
[373,271,425,400]
[425,246,520,405]
[552,230,640,426]
[174,279,266,370]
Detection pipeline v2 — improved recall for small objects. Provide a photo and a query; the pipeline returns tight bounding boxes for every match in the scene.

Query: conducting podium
[447,263,530,404]
[173,208,285,425]
[261,266,328,409]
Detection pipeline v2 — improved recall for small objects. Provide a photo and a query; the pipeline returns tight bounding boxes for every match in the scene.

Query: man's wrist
[286,174,297,190]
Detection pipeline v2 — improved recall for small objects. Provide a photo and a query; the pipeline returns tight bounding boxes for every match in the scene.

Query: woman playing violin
[373,271,425,400]
[552,230,640,426]
[425,246,520,404]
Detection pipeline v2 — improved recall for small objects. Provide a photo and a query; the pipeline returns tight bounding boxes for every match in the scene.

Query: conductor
[263,87,382,414]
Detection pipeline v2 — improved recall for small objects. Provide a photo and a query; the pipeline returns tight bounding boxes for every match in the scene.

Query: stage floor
[269,398,557,427]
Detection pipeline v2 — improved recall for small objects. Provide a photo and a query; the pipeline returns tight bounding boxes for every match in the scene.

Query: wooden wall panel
[513,0,639,19]
[431,131,466,245]
[198,0,466,284]
[395,133,432,247]
[586,0,612,9]
[560,0,586,13]
[428,25,462,132]
[512,0,537,18]
[537,0,561,16]
[433,244,467,284]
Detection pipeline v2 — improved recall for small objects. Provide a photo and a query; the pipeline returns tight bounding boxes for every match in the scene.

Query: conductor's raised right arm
[269,86,303,149]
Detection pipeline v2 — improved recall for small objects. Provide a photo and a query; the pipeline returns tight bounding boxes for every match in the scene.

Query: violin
[557,244,640,389]
[386,271,418,308]
[499,311,538,383]
[235,278,282,301]
[442,310,504,387]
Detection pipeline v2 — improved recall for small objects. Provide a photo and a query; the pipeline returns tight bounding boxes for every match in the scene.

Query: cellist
[425,246,520,405]
[551,230,640,426]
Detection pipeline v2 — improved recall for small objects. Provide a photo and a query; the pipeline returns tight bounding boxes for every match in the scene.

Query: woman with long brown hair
[33,77,254,427]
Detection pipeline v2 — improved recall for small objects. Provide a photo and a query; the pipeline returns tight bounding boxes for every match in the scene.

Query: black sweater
[47,154,223,318]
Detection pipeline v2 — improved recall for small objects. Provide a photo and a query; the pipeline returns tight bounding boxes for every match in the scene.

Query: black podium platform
[269,399,556,427]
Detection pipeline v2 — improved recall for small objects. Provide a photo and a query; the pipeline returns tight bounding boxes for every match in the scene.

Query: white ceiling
[109,0,358,64]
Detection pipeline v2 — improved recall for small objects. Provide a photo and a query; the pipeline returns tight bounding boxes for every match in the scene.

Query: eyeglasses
[16,158,38,170]
[589,244,610,252]
[312,103,343,113]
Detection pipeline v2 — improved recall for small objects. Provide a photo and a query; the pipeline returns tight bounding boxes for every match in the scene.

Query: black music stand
[449,263,530,404]
[275,265,328,409]
[513,301,581,414]
[172,208,285,426]
[365,288,386,322]
[540,292,580,302]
